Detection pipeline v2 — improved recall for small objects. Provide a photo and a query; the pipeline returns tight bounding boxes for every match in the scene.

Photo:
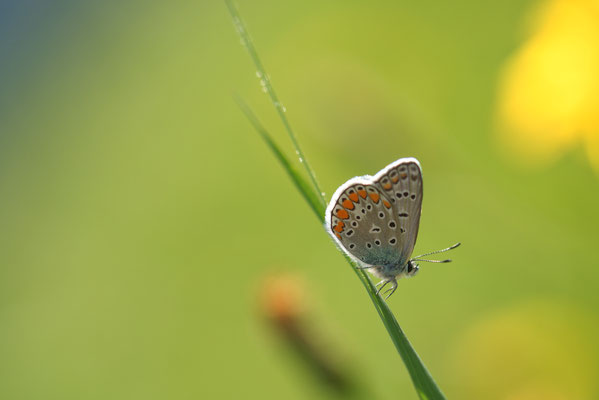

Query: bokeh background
[1,0,599,399]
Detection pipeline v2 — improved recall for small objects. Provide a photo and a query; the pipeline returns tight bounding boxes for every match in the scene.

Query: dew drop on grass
[273,101,287,112]
[259,79,268,92]
[233,18,245,35]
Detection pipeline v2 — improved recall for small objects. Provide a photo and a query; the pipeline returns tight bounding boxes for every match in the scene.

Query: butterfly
[325,157,460,299]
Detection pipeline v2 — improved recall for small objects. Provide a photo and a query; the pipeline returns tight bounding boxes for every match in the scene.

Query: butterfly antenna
[411,242,461,260]
[414,258,452,263]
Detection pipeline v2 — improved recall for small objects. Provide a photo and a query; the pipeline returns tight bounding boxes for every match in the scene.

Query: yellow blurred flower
[446,301,599,399]
[496,0,599,172]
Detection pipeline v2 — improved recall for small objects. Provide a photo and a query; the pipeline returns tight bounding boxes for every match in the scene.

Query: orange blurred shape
[258,274,356,394]
[260,274,305,322]
[496,0,599,172]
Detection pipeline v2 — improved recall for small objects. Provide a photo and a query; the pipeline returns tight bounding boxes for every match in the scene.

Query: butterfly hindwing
[373,158,423,262]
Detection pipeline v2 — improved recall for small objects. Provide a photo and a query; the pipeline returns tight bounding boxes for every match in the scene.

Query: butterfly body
[325,157,457,299]
[368,260,419,281]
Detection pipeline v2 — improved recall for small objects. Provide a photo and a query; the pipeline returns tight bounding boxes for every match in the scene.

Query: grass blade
[351,260,446,400]
[225,0,326,211]
[234,95,324,219]
[227,2,446,399]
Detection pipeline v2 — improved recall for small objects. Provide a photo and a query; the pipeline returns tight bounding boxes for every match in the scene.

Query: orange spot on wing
[335,233,342,240]
[358,189,367,198]
[336,209,349,219]
[391,176,399,183]
[349,192,359,202]
[400,173,408,179]
[383,200,391,209]
[342,199,355,210]
[383,182,392,190]
[369,193,380,203]
[333,221,345,233]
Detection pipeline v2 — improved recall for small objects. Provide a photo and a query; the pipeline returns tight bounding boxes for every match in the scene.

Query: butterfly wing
[325,158,423,268]
[326,178,404,268]
[372,158,423,262]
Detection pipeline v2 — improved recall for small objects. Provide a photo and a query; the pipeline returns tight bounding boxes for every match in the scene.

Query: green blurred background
[1,1,598,399]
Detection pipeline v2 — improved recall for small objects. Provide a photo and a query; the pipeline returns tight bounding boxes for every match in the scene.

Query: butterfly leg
[375,280,390,296]
[382,279,398,300]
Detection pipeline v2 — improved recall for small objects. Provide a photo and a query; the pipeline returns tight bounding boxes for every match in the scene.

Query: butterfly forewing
[327,181,402,266]
[373,159,423,262]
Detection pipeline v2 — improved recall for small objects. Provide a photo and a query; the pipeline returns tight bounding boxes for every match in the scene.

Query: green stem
[225,0,326,211]
[234,95,325,219]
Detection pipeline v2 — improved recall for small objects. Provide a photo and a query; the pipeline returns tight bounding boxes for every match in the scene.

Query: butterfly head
[405,260,419,277]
